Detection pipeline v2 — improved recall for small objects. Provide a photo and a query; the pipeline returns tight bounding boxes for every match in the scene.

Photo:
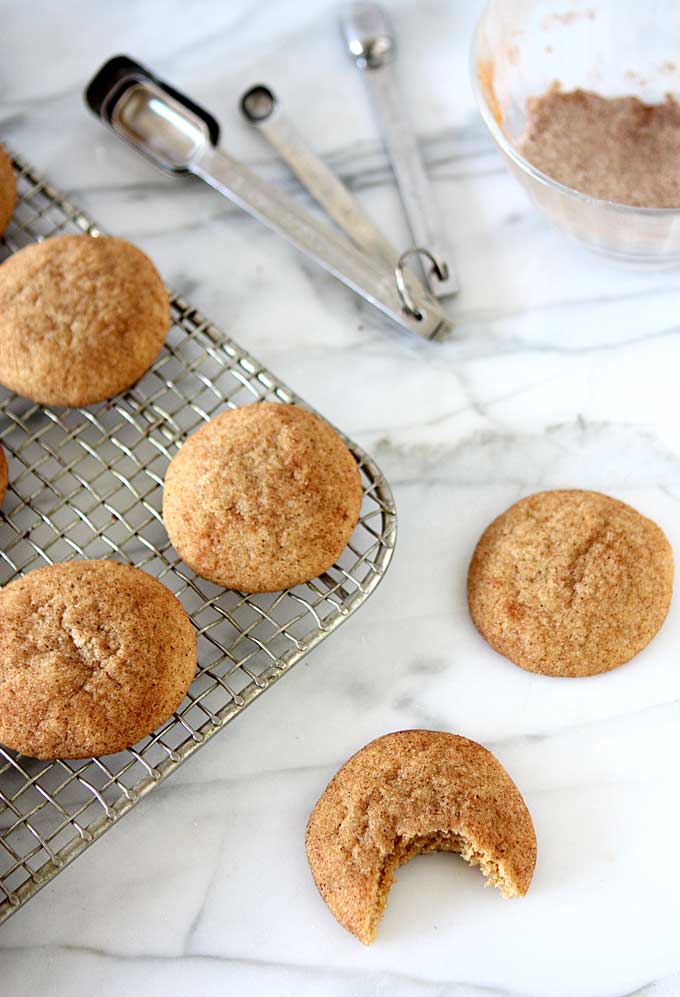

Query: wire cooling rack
[0,152,396,924]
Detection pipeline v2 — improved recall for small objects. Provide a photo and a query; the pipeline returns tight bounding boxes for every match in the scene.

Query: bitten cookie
[0,144,16,236]
[0,234,170,406]
[163,402,363,593]
[0,444,7,507]
[468,489,674,677]
[0,560,197,759]
[306,730,536,944]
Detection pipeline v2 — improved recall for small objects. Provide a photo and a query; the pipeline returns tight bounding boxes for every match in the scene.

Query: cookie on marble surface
[0,234,170,407]
[163,402,363,593]
[0,444,7,507]
[468,489,673,678]
[305,730,536,944]
[0,144,16,236]
[0,560,196,759]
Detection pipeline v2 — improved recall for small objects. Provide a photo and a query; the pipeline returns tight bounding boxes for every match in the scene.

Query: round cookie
[0,444,7,507]
[0,144,16,236]
[0,560,197,759]
[468,489,674,678]
[306,730,536,944]
[0,234,170,407]
[163,402,363,593]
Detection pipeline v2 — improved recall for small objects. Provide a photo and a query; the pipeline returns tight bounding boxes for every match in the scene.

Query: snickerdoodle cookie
[0,234,170,406]
[306,730,536,944]
[468,489,673,678]
[163,402,363,593]
[0,144,16,236]
[0,560,196,759]
[0,444,7,507]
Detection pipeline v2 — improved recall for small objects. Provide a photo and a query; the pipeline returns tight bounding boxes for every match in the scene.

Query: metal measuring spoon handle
[84,57,453,342]
[239,83,436,316]
[241,84,397,267]
[340,2,459,299]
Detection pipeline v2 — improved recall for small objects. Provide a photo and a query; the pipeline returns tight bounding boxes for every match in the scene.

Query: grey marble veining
[1,0,680,994]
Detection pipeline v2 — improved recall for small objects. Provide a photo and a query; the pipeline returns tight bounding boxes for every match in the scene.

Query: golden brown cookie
[468,489,674,678]
[0,560,196,759]
[0,234,170,407]
[0,444,7,507]
[163,402,363,593]
[0,144,16,236]
[306,730,536,944]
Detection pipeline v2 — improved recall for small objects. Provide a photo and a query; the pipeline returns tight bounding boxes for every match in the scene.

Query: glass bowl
[471,0,680,266]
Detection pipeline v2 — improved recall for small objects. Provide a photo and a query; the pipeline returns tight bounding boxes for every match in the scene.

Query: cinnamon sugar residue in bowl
[517,86,680,208]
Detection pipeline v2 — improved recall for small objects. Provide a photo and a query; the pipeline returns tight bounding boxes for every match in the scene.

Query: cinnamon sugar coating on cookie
[0,560,196,759]
[163,402,363,593]
[306,730,536,944]
[468,489,673,677]
[0,234,169,406]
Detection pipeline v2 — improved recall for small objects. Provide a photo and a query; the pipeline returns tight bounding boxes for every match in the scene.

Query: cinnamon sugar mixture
[517,87,680,207]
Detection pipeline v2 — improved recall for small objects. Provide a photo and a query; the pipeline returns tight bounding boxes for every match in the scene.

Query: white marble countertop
[2,1,680,994]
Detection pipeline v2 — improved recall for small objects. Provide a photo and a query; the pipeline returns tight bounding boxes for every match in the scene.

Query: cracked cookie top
[0,560,196,759]
[468,489,674,677]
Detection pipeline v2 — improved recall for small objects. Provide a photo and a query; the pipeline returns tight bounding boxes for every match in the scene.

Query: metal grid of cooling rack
[0,152,396,924]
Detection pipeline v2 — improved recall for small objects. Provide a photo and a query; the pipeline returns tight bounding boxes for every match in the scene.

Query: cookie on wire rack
[0,144,15,236]
[163,401,363,593]
[0,560,197,760]
[0,234,170,407]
